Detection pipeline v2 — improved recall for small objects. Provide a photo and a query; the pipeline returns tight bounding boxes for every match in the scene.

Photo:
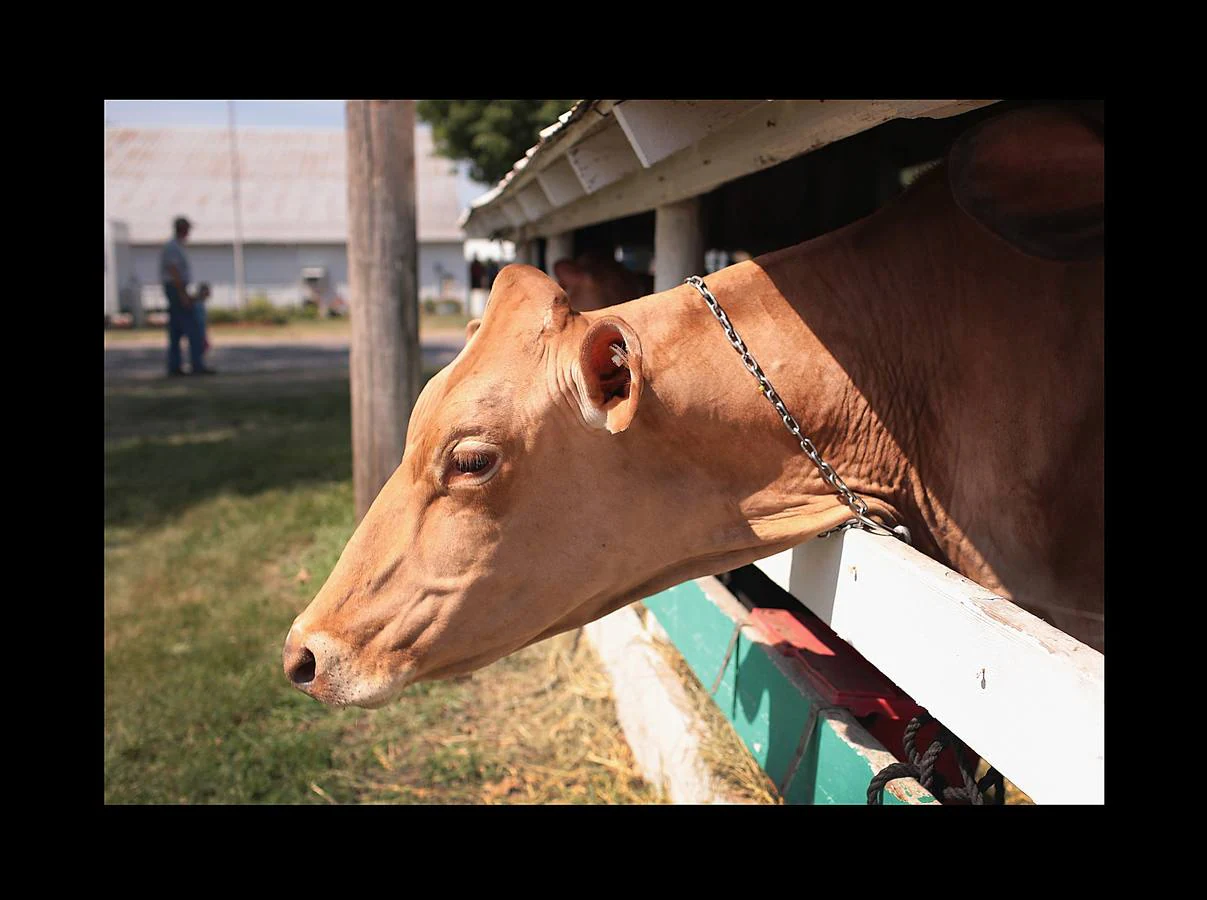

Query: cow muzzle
[283,626,319,689]
[282,623,410,708]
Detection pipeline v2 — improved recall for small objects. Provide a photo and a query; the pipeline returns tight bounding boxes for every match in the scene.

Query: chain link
[684,275,910,544]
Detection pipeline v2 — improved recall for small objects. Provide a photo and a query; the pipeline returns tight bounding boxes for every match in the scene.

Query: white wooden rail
[754,531,1104,805]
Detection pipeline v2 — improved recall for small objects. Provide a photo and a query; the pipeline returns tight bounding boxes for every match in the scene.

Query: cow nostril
[290,647,317,685]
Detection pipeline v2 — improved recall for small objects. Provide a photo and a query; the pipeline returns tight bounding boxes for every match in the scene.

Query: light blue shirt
[160,237,191,285]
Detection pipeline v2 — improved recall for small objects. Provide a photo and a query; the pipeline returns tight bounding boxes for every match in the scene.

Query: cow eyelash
[453,451,492,474]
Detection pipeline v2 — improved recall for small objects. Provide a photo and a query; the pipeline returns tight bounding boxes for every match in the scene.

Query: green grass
[104,313,470,345]
[104,362,660,804]
[104,317,348,343]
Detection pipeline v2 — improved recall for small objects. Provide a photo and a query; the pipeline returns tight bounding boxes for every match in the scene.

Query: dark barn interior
[546,98,1041,272]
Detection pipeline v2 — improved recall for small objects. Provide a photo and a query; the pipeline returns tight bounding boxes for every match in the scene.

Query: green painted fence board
[644,579,935,805]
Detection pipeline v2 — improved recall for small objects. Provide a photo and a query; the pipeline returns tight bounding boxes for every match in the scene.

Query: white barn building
[105,123,501,318]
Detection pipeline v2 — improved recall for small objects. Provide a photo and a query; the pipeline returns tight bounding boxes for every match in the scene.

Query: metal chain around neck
[684,275,910,545]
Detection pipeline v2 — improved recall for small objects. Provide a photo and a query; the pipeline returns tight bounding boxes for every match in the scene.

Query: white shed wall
[128,240,469,311]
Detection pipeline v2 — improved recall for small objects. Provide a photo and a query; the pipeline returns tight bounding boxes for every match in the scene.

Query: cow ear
[543,290,572,334]
[948,104,1103,261]
[576,316,643,434]
[465,318,482,341]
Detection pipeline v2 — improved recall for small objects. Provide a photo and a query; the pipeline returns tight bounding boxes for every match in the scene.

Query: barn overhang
[458,99,1000,242]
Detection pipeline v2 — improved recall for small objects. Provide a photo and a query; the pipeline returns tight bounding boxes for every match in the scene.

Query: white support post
[105,219,139,325]
[104,219,120,320]
[545,232,574,276]
[228,101,247,311]
[654,197,706,292]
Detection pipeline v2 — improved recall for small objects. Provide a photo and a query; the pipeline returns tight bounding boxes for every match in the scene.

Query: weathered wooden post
[346,99,420,522]
[654,197,706,292]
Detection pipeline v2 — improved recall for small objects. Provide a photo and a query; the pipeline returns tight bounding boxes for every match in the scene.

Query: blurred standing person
[161,216,213,376]
[195,281,213,360]
[468,256,487,317]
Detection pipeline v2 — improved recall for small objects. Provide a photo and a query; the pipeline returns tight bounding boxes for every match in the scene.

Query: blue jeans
[165,284,203,373]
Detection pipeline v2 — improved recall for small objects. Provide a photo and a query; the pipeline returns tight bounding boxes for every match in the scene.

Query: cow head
[283,264,678,707]
[553,250,652,312]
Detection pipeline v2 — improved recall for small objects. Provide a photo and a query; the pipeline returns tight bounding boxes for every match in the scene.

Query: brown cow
[553,250,653,312]
[284,104,1103,707]
[462,251,647,343]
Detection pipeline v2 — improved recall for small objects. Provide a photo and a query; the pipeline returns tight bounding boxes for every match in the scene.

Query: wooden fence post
[346,99,420,522]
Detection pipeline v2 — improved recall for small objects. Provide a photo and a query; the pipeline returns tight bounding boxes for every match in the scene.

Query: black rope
[867,712,1006,805]
[778,704,843,798]
[709,616,749,696]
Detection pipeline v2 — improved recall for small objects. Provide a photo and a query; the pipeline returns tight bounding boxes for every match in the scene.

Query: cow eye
[446,441,501,485]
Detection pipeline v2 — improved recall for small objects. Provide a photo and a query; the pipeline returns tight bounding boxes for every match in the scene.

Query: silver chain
[684,275,910,545]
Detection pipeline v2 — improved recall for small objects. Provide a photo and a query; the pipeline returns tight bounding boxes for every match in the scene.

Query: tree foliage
[417,100,577,186]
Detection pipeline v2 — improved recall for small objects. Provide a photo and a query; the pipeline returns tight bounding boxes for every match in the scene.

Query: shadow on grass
[105,373,353,533]
[105,367,443,534]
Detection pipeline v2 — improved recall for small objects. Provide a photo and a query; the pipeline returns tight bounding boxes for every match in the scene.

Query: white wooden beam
[487,208,513,235]
[535,156,587,208]
[515,183,553,221]
[688,575,934,805]
[499,200,528,228]
[567,120,643,194]
[899,99,1000,120]
[469,207,508,238]
[753,530,1104,805]
[615,100,765,168]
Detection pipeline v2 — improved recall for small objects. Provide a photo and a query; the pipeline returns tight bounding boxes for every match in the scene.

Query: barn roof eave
[459,99,1001,243]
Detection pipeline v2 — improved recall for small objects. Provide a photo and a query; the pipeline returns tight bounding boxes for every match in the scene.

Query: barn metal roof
[105,124,466,245]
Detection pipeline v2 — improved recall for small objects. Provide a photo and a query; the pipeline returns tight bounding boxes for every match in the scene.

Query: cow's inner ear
[576,316,642,434]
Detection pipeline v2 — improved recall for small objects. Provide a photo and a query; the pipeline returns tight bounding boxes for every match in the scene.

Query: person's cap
[174,216,192,231]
